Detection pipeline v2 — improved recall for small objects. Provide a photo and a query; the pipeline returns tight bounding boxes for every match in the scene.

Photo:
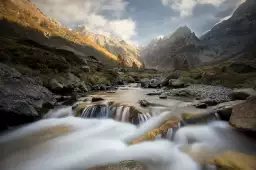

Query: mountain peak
[172,26,192,37]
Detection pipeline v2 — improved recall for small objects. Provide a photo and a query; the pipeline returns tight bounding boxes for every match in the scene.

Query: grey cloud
[31,0,137,42]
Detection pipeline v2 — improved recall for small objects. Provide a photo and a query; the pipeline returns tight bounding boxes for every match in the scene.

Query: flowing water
[0,85,255,170]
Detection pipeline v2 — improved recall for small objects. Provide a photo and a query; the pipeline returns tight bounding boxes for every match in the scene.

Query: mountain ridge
[141,26,201,70]
[72,25,142,67]
[142,0,256,70]
[0,0,121,65]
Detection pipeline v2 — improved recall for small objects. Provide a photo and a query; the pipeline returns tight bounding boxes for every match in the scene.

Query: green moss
[75,107,84,117]
[168,60,256,88]
[179,76,198,84]
[86,72,113,85]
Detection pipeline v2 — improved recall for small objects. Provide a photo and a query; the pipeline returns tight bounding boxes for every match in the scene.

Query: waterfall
[115,105,124,121]
[77,103,152,124]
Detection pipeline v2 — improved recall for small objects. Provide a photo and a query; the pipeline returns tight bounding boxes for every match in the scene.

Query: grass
[0,0,119,63]
[174,60,256,88]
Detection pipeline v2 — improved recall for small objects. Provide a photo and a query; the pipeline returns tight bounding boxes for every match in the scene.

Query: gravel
[165,84,232,103]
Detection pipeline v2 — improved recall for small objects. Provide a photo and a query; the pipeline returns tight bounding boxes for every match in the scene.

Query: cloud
[161,0,243,17]
[31,0,136,42]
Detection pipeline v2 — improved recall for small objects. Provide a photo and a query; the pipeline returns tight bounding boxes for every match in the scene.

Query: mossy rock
[181,112,201,120]
[208,152,256,170]
[131,116,181,144]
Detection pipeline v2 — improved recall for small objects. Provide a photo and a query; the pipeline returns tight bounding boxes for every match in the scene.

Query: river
[0,85,255,170]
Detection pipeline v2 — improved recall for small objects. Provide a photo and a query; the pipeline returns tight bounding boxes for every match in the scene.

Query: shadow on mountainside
[0,19,117,66]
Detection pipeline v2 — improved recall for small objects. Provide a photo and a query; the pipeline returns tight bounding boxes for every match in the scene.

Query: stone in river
[230,96,256,131]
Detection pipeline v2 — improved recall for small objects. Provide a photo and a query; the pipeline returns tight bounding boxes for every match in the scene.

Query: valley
[0,0,255,170]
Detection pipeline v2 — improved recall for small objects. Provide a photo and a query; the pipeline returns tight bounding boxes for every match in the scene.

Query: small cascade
[77,102,152,124]
[44,106,73,119]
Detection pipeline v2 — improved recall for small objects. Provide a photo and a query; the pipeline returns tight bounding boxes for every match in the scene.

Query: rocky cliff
[141,26,202,70]
[200,0,256,61]
[142,0,256,70]
[73,26,142,68]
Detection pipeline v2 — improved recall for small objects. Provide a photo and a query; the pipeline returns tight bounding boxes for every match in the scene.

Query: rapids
[0,85,255,170]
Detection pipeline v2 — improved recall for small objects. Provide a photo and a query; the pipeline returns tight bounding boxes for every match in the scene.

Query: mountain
[0,0,119,65]
[73,25,142,67]
[142,0,256,70]
[200,0,256,60]
[141,26,201,70]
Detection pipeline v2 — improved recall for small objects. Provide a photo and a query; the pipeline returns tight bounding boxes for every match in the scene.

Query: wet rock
[182,112,219,125]
[149,79,161,88]
[0,63,55,129]
[200,98,218,106]
[194,102,207,109]
[139,99,150,107]
[92,84,107,91]
[91,97,104,102]
[159,94,167,99]
[81,65,90,72]
[168,79,186,88]
[230,96,256,131]
[146,91,162,96]
[106,91,116,94]
[54,95,71,102]
[87,161,146,170]
[131,116,181,144]
[213,100,245,121]
[208,152,256,170]
[230,88,256,100]
[62,93,78,106]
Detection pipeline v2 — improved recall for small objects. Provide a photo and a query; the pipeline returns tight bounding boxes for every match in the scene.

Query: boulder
[139,100,150,107]
[208,152,256,170]
[91,97,104,102]
[230,88,256,100]
[65,73,80,87]
[159,94,167,99]
[81,65,90,72]
[149,79,161,88]
[49,79,64,92]
[0,63,56,130]
[62,93,78,106]
[168,79,186,88]
[230,96,256,131]
[193,102,207,109]
[92,84,107,91]
[48,73,83,95]
[140,78,150,88]
[213,100,245,121]
[161,72,180,86]
[74,81,89,93]
[54,95,71,103]
[199,98,218,106]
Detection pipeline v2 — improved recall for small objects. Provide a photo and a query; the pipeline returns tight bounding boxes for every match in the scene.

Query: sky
[32,0,245,45]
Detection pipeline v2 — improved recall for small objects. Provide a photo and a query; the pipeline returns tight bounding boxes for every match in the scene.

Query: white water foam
[0,108,255,170]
